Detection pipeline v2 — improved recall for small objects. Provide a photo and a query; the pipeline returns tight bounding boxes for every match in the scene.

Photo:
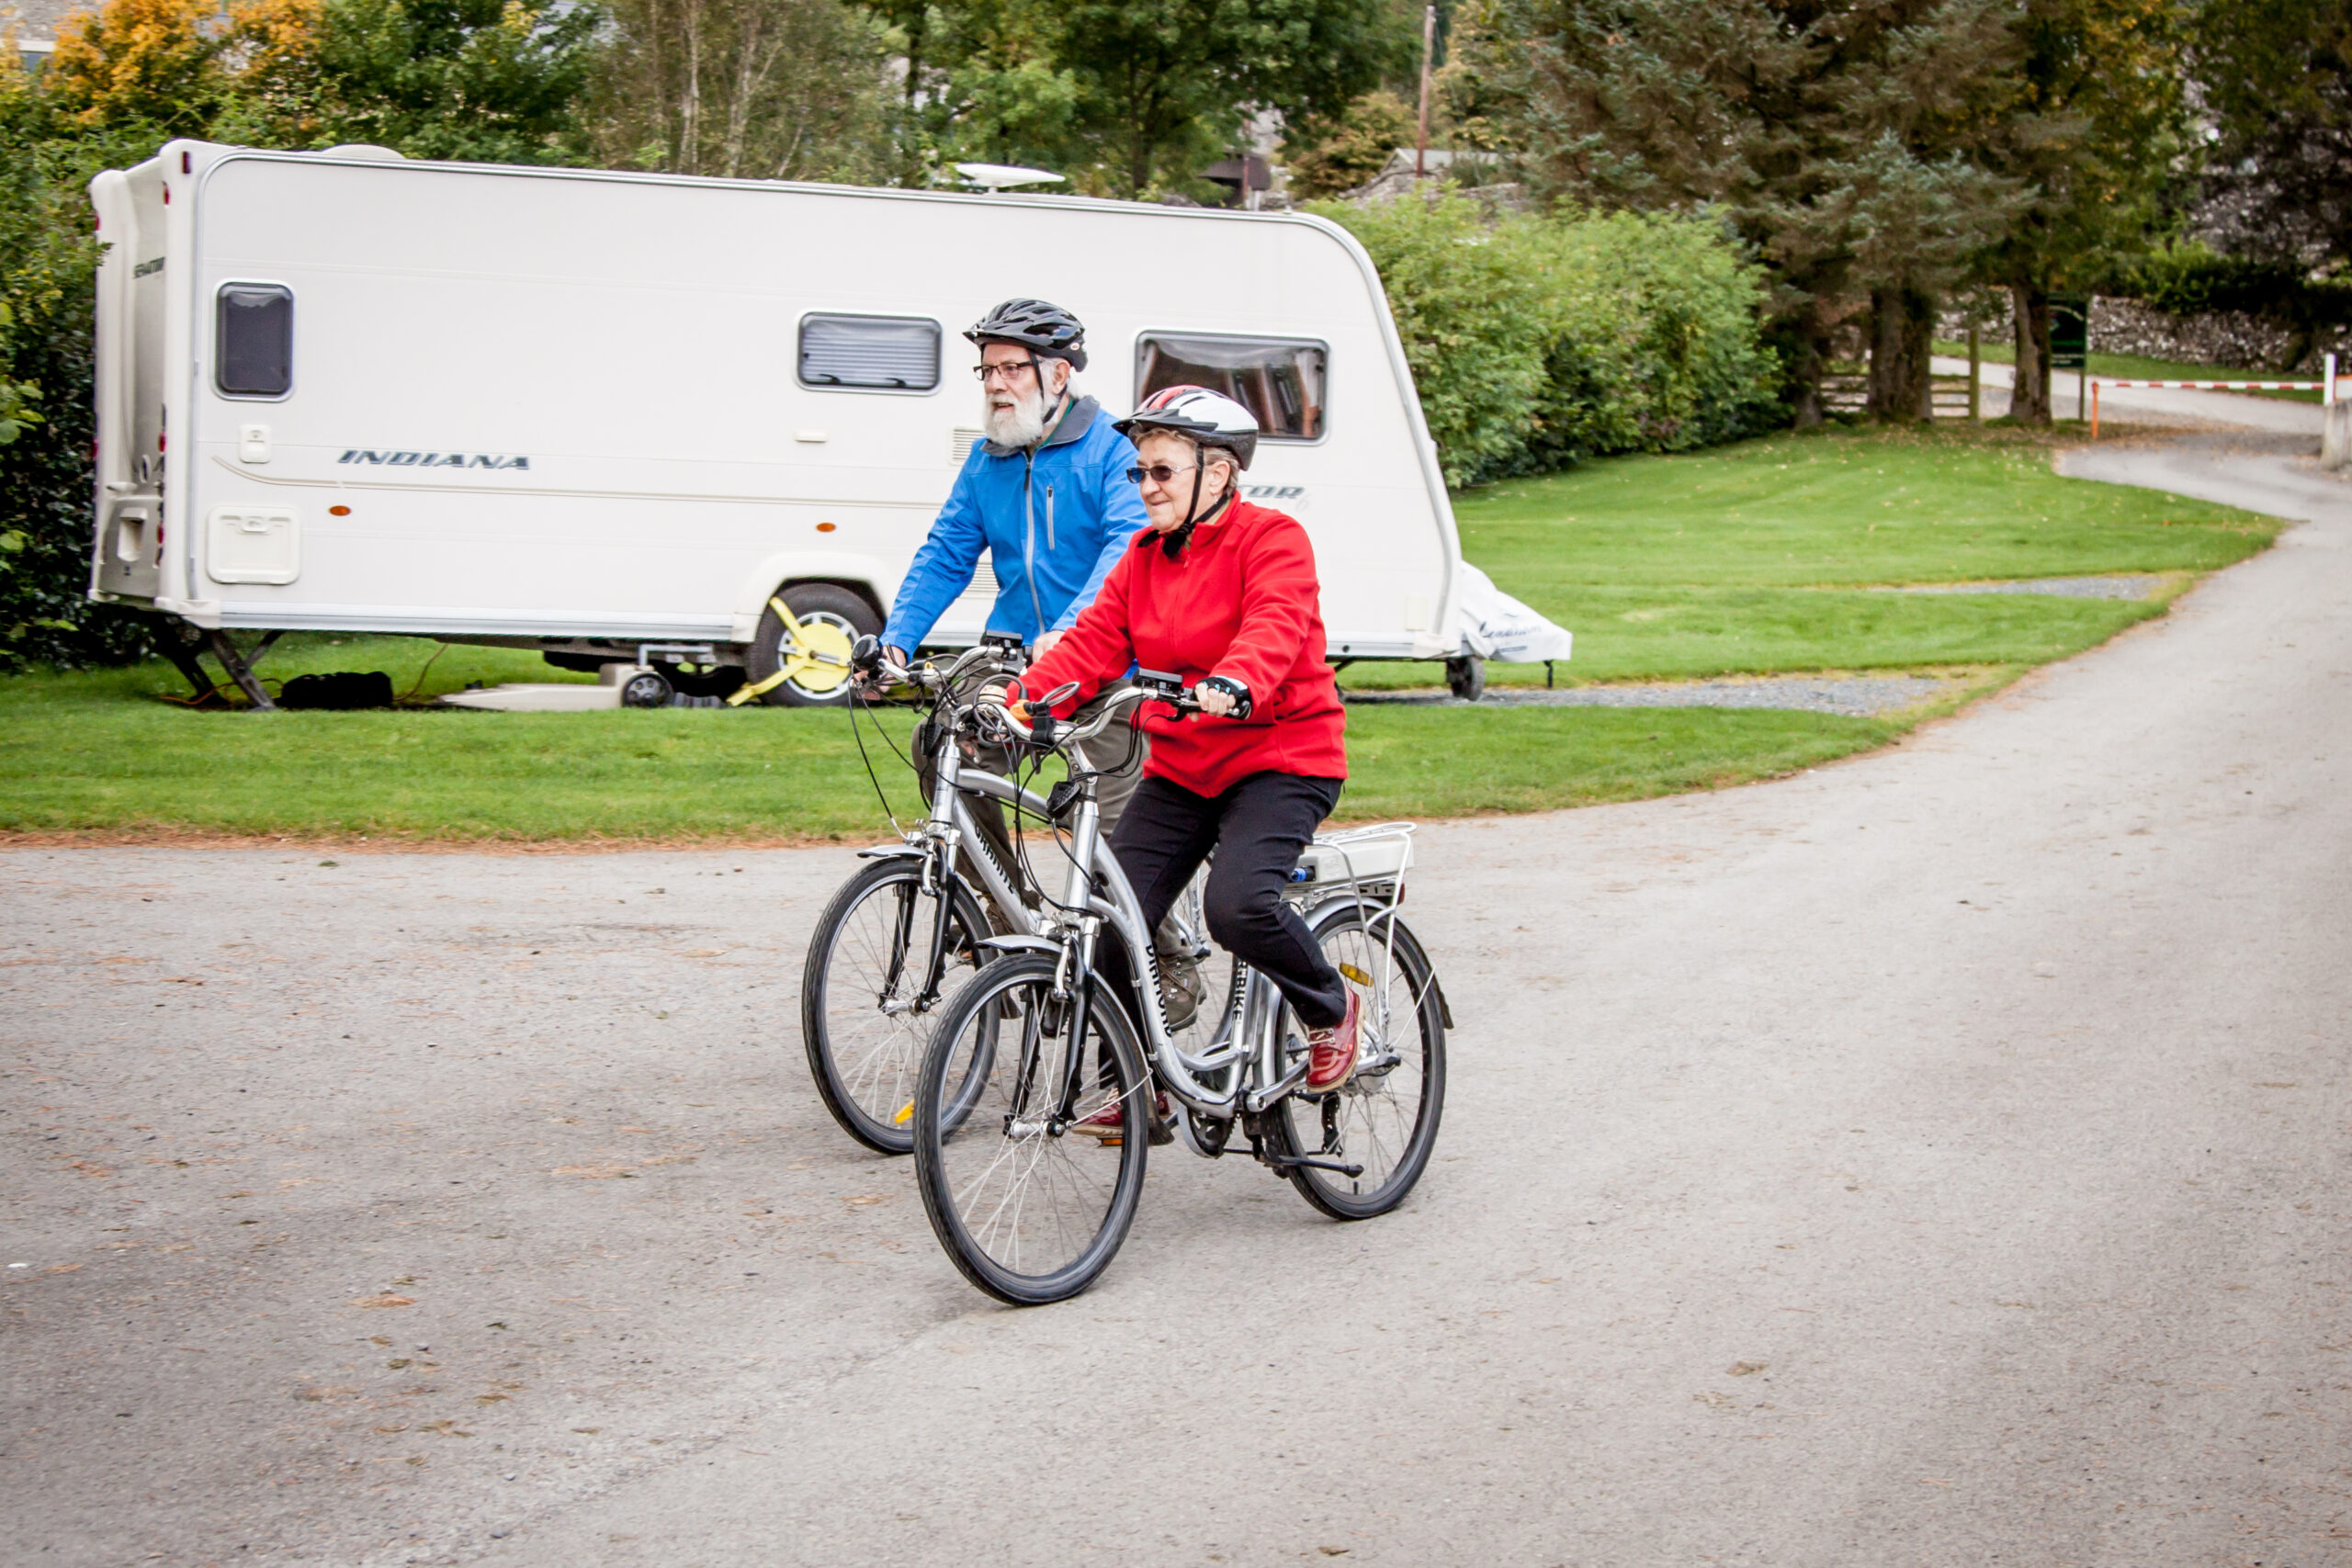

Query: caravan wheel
[747,584,879,707]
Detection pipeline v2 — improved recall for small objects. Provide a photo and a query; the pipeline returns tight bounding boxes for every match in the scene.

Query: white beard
[982,383,1054,448]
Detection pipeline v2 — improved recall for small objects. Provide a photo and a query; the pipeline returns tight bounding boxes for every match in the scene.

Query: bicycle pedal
[1245,1058,1309,1113]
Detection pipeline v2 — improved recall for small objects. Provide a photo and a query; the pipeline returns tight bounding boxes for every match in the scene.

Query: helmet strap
[1030,362,1071,450]
[1162,468,1233,560]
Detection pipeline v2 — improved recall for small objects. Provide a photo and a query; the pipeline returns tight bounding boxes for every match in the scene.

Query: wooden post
[1415,5,1436,180]
[2090,381,2099,441]
[1968,323,1980,422]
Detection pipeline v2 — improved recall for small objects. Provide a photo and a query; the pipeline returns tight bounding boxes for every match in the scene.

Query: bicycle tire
[1269,904,1446,1220]
[913,953,1149,1304]
[800,856,993,1155]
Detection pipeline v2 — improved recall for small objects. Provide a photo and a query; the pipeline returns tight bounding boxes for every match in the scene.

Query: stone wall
[1937,296,2351,372]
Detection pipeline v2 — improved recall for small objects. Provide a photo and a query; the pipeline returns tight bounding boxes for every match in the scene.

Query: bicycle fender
[977,935,1064,956]
[855,844,925,861]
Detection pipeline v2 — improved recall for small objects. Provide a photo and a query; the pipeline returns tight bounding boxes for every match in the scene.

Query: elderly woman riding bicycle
[1010,386,1361,1138]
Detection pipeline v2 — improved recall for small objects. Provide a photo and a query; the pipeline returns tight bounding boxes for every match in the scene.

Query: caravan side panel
[175,153,1460,655]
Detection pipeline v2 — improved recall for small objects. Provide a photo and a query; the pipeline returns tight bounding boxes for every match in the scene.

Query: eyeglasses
[973,360,1040,384]
[1126,462,1200,486]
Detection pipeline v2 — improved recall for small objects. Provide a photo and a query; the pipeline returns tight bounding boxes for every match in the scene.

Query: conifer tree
[1459,0,2021,422]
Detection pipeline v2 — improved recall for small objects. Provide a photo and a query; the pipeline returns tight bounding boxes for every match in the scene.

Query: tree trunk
[1867,288,1934,423]
[2010,281,2052,425]
[1789,305,1831,429]
[1903,295,1934,419]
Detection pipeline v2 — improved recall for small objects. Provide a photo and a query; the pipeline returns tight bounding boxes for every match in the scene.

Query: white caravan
[85,140,1477,705]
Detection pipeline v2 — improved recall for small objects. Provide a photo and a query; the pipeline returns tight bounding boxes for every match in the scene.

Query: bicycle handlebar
[977,679,1199,750]
[854,637,1009,698]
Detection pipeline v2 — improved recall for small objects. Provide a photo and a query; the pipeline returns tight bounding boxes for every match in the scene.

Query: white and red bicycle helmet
[1115,385,1260,470]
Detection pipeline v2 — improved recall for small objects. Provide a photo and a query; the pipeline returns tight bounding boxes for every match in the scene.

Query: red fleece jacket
[1016,498,1347,798]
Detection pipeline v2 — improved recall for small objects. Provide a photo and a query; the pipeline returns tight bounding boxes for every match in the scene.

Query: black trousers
[1102,771,1349,1031]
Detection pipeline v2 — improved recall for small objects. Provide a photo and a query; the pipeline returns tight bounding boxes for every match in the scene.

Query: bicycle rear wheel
[1270,904,1446,1220]
[913,953,1148,1304]
[800,856,991,1155]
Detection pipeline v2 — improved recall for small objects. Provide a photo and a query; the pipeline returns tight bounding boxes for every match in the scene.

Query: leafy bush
[2109,243,2352,372]
[1513,209,1781,472]
[0,83,164,671]
[1313,193,1550,486]
[1317,193,1781,486]
[2125,244,2315,320]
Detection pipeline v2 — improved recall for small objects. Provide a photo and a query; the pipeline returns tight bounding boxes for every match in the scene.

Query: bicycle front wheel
[1271,904,1447,1220]
[800,855,992,1155]
[913,953,1149,1304]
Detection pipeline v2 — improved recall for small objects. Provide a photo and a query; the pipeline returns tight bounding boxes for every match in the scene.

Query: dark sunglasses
[1125,461,1200,485]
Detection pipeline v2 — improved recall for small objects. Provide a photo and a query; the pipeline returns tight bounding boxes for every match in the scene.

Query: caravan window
[215,283,293,399]
[1136,333,1326,441]
[798,314,942,392]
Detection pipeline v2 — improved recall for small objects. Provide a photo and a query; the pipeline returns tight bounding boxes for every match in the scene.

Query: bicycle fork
[899,739,970,1016]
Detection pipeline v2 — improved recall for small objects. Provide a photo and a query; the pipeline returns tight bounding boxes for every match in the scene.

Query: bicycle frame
[1040,761,1416,1132]
[874,664,1415,1140]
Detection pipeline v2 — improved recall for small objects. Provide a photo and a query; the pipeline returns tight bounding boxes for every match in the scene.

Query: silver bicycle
[798,641,1214,1155]
[908,676,1449,1305]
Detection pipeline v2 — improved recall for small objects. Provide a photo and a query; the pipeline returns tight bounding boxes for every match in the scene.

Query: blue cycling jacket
[881,396,1149,653]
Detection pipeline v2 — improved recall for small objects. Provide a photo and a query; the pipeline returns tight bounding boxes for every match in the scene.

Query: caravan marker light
[816,522,837,533]
[329,505,352,516]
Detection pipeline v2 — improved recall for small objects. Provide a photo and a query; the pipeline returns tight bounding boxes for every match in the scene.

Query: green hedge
[0,102,162,672]
[2112,243,2352,368]
[1316,194,1781,487]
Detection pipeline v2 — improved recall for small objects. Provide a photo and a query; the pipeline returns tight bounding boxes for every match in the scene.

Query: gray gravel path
[1888,572,2166,599]
[6,434,2349,1568]
[1345,672,1962,716]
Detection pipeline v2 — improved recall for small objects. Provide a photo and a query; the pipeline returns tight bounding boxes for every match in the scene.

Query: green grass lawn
[0,423,2280,843]
[0,641,1908,839]
[1931,341,2325,404]
[1343,423,2268,692]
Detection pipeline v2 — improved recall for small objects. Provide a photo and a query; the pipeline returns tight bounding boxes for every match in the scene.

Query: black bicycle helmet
[966,299,1088,370]
[1114,385,1260,470]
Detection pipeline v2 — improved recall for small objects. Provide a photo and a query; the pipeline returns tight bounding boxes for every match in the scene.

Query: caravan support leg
[162,624,224,705]
[206,630,279,711]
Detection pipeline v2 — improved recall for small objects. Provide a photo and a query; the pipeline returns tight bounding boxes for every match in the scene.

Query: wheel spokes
[934,976,1126,1280]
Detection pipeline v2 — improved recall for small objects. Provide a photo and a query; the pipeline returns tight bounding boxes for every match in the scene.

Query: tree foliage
[588,0,894,180]
[858,0,1408,197]
[1458,0,2024,422]
[1281,88,1412,200]
[0,73,158,670]
[2192,0,2352,276]
[1962,0,2188,420]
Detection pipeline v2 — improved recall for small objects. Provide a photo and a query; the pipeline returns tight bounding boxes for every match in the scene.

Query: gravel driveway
[6,434,2349,1568]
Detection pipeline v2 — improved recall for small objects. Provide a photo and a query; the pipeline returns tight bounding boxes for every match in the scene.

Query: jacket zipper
[1022,451,1046,634]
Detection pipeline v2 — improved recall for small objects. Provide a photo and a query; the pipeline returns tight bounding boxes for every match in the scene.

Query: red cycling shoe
[1302,993,1362,1092]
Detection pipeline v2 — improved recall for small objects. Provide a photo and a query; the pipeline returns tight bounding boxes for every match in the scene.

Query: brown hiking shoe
[1067,1089,1174,1145]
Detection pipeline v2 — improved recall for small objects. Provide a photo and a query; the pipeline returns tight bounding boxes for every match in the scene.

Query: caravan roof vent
[322,144,405,162]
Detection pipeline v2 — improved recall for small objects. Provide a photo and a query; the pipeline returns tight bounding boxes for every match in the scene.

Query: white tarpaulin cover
[1455,564,1574,662]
